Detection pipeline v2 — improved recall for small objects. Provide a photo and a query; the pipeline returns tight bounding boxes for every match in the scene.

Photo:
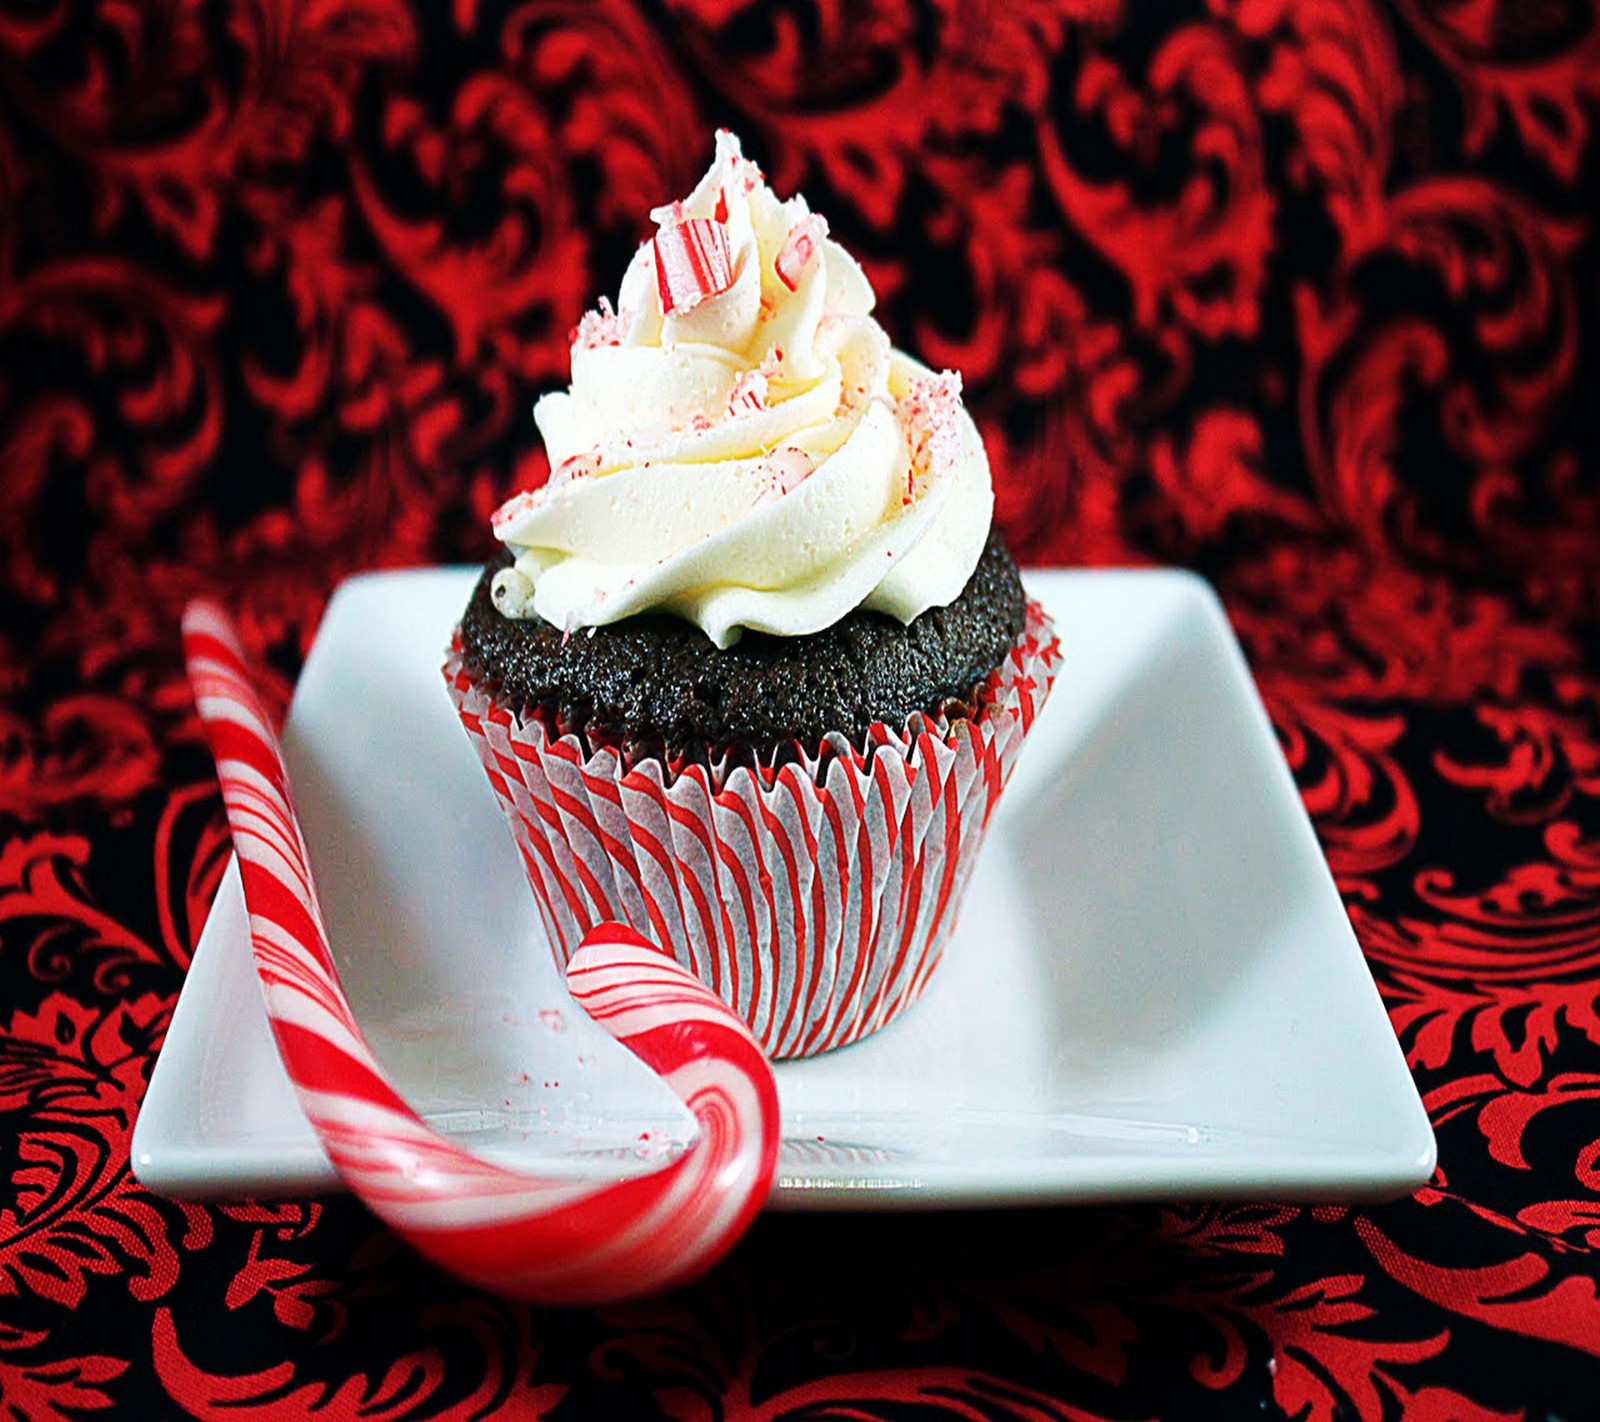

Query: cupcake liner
[445,601,1060,1059]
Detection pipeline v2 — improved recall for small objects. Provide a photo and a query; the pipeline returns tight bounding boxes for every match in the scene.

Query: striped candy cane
[181,601,779,1303]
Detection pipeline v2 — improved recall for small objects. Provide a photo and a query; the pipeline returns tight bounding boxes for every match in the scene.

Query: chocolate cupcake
[446,132,1059,1057]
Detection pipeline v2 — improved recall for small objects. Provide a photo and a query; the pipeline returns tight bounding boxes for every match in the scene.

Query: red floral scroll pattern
[1,0,1597,1415]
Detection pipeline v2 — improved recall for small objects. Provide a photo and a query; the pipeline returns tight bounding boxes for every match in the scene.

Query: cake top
[490,130,993,648]
[458,532,1025,756]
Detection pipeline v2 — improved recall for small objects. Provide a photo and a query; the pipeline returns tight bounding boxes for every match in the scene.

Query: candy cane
[181,601,779,1303]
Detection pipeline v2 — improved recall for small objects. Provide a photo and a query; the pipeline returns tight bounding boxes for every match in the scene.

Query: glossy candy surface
[182,600,779,1303]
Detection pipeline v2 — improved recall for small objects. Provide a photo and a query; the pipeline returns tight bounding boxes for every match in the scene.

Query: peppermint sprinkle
[548,450,602,494]
[899,370,964,496]
[491,489,538,531]
[715,128,765,194]
[648,198,688,228]
[571,296,622,350]
[726,352,781,417]
[497,450,600,518]
[654,217,735,314]
[750,445,815,508]
[775,213,827,291]
[727,368,769,416]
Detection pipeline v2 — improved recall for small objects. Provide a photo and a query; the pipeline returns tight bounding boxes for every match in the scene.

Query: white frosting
[492,130,993,649]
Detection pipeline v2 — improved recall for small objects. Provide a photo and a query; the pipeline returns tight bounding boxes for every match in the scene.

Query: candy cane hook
[181,600,779,1303]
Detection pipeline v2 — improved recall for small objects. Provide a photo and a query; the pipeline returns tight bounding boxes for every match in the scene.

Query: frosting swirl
[491,131,993,649]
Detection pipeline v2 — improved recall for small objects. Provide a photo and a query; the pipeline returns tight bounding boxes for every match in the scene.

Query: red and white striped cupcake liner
[445,601,1060,1059]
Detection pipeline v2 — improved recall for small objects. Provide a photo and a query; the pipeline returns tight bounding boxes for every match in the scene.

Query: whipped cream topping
[491,130,993,648]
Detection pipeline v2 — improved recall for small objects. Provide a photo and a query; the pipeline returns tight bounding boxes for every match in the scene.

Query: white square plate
[132,568,1434,1208]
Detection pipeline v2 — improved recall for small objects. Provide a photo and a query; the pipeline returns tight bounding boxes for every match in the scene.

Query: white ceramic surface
[132,567,1436,1208]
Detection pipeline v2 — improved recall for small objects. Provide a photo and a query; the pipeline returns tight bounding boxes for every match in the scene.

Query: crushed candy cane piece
[899,370,965,496]
[511,450,603,508]
[491,489,538,531]
[726,352,781,417]
[654,218,734,314]
[728,369,768,416]
[775,213,827,291]
[554,450,602,484]
[714,128,765,194]
[649,198,688,228]
[571,296,622,350]
[491,459,594,528]
[751,445,816,507]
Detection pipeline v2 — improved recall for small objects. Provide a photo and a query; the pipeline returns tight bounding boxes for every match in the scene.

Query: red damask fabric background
[3,1,1599,1416]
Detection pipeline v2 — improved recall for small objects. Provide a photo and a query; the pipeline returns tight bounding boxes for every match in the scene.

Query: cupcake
[446,131,1059,1058]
